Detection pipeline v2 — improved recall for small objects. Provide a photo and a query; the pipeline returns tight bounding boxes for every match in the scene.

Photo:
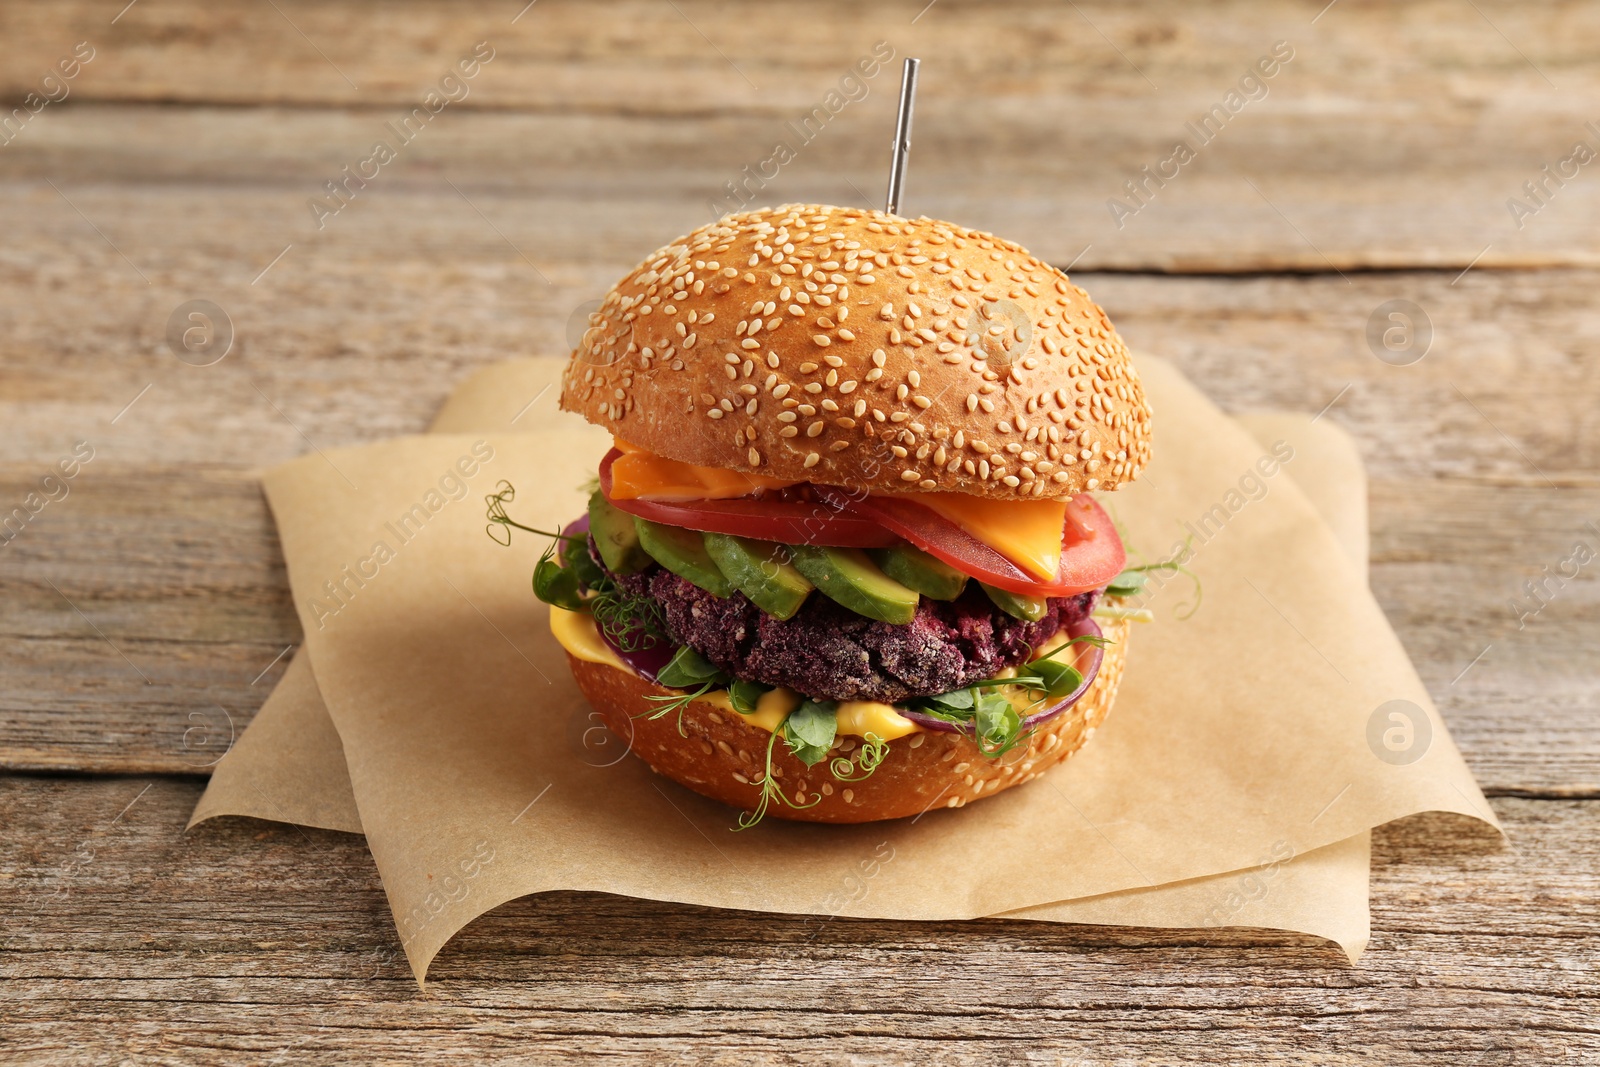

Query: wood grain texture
[0,777,1592,1066]
[4,0,1600,269]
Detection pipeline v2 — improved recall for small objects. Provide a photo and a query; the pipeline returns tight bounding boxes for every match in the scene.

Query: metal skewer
[884,57,920,216]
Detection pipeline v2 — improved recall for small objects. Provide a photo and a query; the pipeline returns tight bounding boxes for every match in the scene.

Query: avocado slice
[634,518,734,597]
[703,533,813,620]
[587,490,650,574]
[790,546,920,625]
[981,582,1050,622]
[871,544,969,601]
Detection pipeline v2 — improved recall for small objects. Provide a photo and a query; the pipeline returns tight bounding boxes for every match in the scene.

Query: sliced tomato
[598,449,899,548]
[818,487,1124,597]
[599,448,1125,593]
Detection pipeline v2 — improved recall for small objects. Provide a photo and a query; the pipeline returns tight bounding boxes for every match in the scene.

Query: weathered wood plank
[4,0,1600,268]
[0,777,1592,1064]
[3,97,1599,273]
[3,0,1594,118]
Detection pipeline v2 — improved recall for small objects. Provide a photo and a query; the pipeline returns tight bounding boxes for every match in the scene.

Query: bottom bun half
[568,619,1129,824]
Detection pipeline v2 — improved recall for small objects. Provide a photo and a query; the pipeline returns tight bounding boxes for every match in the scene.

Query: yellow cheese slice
[908,492,1068,581]
[609,438,796,501]
[549,605,631,671]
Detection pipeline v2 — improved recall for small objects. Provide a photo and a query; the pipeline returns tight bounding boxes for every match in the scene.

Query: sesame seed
[813,334,831,347]
[803,452,820,468]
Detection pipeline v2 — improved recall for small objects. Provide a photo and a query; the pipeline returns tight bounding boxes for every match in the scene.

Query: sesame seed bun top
[559,204,1151,499]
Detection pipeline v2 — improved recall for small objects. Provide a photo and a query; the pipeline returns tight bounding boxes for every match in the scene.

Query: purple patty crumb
[603,546,1097,702]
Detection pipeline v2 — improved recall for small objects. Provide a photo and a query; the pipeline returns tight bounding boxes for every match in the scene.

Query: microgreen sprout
[1107,537,1203,619]
[490,481,667,650]
[781,699,838,767]
[736,720,822,831]
[729,679,769,715]
[830,732,888,782]
[640,647,729,735]
[484,481,577,547]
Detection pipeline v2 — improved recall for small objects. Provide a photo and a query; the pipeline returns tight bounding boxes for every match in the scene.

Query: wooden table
[3,2,1596,1062]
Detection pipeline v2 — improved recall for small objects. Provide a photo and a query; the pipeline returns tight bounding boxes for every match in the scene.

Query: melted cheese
[549,605,631,671]
[547,608,921,740]
[609,438,796,501]
[909,491,1068,580]
[837,700,922,741]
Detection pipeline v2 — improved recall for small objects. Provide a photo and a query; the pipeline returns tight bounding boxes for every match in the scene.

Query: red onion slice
[1019,615,1105,729]
[897,615,1106,737]
[561,515,591,540]
[597,624,678,683]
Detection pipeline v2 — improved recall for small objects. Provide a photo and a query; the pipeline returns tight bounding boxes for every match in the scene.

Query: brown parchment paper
[198,357,1496,981]
[192,368,1376,956]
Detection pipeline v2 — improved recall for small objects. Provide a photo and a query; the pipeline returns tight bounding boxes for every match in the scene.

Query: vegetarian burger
[542,204,1152,825]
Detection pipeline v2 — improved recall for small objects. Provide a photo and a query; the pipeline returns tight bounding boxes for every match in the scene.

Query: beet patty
[609,556,1097,703]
